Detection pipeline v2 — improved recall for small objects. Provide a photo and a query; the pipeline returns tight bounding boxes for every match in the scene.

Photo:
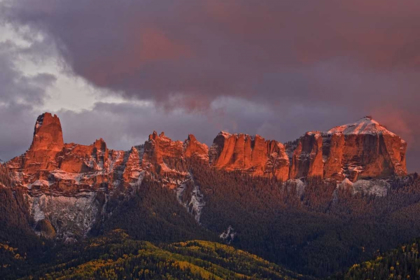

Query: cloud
[1,0,420,171]
[0,39,56,161]
[3,0,420,106]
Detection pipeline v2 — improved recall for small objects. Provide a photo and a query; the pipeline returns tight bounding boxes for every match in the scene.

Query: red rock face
[184,134,209,161]
[141,132,210,187]
[209,132,290,181]
[30,113,64,152]
[15,113,65,173]
[6,114,408,195]
[324,117,407,180]
[6,114,212,193]
[7,113,126,193]
[209,117,407,182]
[323,133,345,180]
[288,132,324,179]
[122,146,143,184]
[285,117,408,181]
[143,131,187,175]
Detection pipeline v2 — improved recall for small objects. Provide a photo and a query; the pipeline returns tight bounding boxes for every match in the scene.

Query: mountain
[1,112,419,278]
[4,114,408,240]
[7,114,407,192]
[9,229,303,280]
[210,116,407,181]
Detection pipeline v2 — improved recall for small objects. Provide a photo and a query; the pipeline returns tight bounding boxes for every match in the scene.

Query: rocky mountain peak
[209,132,290,181]
[218,131,232,138]
[321,116,407,180]
[2,113,412,241]
[30,112,64,152]
[149,131,158,141]
[184,134,208,160]
[328,116,397,136]
[6,114,409,195]
[187,134,197,142]
[93,138,107,151]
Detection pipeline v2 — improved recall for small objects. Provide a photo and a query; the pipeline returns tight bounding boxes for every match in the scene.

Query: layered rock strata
[4,113,408,239]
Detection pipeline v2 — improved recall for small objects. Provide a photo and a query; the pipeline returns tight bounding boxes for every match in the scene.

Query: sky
[0,0,419,172]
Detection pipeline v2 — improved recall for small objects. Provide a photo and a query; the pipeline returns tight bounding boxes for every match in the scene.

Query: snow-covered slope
[328,116,398,136]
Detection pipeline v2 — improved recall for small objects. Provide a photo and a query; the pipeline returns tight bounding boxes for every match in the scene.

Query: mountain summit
[328,116,399,136]
[322,116,407,180]
[7,113,407,191]
[2,113,408,239]
[30,112,64,152]
[0,113,415,279]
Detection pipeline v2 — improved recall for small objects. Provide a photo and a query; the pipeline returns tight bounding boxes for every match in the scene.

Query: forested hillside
[186,159,420,277]
[340,238,420,279]
[2,229,304,280]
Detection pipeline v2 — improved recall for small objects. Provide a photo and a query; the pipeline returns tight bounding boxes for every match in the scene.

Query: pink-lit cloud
[1,0,420,171]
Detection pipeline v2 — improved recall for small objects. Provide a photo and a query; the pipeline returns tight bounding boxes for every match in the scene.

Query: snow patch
[28,180,50,189]
[188,185,205,223]
[220,226,236,244]
[176,176,206,223]
[328,116,397,136]
[285,179,306,197]
[28,192,100,239]
[219,131,232,138]
[337,178,390,197]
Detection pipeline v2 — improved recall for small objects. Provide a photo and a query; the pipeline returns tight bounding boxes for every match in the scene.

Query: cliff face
[323,117,407,181]
[16,113,64,174]
[7,116,208,193]
[5,113,212,239]
[288,132,324,180]
[3,113,408,240]
[209,132,290,181]
[209,117,407,182]
[7,114,407,191]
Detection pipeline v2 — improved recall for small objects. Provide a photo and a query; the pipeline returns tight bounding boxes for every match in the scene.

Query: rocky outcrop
[13,113,64,174]
[323,116,407,181]
[31,113,64,152]
[209,132,290,181]
[184,134,209,161]
[2,113,409,240]
[4,113,214,238]
[288,132,324,179]
[11,113,406,189]
[8,113,407,192]
[209,117,407,182]
[143,131,187,176]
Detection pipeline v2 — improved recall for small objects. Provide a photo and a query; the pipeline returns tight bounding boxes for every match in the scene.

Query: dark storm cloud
[0,40,56,161]
[2,0,420,171]
[3,0,419,105]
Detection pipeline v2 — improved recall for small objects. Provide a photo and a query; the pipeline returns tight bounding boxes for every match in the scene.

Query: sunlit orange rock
[22,113,64,172]
[325,116,407,181]
[287,117,407,181]
[142,131,186,175]
[184,134,209,161]
[30,113,64,152]
[209,132,290,181]
[123,146,143,184]
[323,133,345,180]
[6,113,408,195]
[288,132,324,179]
[59,139,109,174]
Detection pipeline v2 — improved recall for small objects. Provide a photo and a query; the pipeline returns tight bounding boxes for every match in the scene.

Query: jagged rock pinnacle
[30,112,64,152]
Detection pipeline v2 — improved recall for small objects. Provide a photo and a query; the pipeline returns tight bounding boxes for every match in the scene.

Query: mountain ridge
[0,113,419,278]
[6,113,408,189]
